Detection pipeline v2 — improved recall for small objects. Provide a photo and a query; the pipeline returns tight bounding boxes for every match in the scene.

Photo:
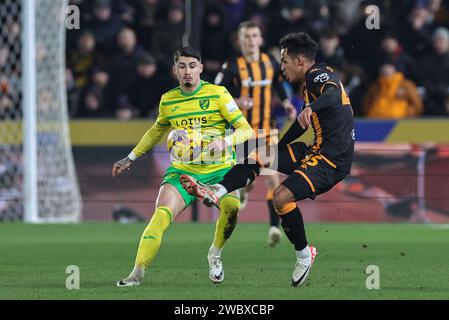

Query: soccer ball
[167,128,203,162]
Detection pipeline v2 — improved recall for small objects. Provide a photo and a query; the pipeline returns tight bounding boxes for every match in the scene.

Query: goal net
[0,0,82,222]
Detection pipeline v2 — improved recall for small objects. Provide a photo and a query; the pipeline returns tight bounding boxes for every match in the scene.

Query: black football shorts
[276,142,348,201]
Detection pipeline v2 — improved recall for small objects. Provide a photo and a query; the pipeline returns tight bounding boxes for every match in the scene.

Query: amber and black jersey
[214,53,288,134]
[303,63,355,173]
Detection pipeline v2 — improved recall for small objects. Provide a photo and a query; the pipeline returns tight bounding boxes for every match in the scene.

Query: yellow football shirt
[131,80,252,174]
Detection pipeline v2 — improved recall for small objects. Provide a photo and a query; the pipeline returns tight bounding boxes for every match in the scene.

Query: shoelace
[124,276,138,283]
[211,256,222,268]
[295,261,310,271]
[127,272,144,282]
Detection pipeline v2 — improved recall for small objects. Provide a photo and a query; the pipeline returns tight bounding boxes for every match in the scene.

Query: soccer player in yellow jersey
[112,47,253,287]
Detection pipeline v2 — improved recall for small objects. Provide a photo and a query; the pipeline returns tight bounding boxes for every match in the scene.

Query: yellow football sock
[135,206,172,269]
[213,195,240,249]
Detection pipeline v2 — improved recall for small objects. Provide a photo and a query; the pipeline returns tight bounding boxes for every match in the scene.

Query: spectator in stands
[86,0,124,55]
[78,66,110,118]
[4,20,20,46]
[377,32,418,83]
[420,27,449,115]
[428,0,449,28]
[135,0,160,28]
[316,29,346,71]
[220,0,247,34]
[0,47,10,85]
[278,0,310,36]
[0,46,20,119]
[134,0,162,51]
[61,0,449,120]
[329,0,366,35]
[386,0,416,23]
[201,2,229,82]
[67,31,105,94]
[341,1,384,80]
[0,93,14,120]
[242,0,278,47]
[363,61,423,119]
[108,27,147,115]
[115,0,136,25]
[66,0,89,52]
[304,0,331,37]
[398,5,435,61]
[150,2,184,70]
[315,29,370,115]
[122,54,173,118]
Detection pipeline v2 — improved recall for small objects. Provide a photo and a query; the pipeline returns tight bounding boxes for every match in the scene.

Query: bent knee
[273,185,296,214]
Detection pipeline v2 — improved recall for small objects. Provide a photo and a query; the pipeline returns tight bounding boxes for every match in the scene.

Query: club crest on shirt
[199,99,210,110]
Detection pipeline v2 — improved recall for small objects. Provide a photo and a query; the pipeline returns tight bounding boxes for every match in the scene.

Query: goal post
[0,0,82,222]
[22,0,38,222]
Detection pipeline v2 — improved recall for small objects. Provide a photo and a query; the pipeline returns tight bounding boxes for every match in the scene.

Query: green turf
[0,222,448,300]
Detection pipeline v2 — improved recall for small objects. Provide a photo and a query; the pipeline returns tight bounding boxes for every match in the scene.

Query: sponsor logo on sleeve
[314,73,330,83]
[226,100,239,113]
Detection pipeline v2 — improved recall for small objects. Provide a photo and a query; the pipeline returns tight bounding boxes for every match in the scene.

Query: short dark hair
[279,32,318,60]
[138,53,156,66]
[238,20,261,33]
[173,47,202,63]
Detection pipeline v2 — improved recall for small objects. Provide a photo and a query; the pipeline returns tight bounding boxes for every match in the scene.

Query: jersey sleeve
[218,86,253,145]
[305,65,341,98]
[154,99,171,127]
[130,98,172,159]
[214,60,240,97]
[219,87,245,125]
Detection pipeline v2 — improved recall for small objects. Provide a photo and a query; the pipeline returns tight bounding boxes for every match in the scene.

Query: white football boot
[291,246,318,287]
[117,268,144,287]
[207,253,224,284]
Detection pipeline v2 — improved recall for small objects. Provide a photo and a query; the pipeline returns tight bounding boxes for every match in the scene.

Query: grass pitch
[0,222,448,300]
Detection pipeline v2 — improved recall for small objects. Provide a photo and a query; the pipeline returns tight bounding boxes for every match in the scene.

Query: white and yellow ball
[167,128,203,163]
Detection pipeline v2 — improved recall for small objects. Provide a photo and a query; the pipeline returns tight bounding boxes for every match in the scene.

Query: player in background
[214,21,297,247]
[113,47,253,287]
[181,33,355,287]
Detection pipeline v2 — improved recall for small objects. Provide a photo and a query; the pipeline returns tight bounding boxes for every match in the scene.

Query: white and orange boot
[291,245,318,287]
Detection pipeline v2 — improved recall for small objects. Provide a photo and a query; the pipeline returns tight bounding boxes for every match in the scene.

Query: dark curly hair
[279,32,318,61]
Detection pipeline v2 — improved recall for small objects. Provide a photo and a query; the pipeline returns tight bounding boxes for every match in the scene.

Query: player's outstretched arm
[112,157,134,177]
[112,118,171,177]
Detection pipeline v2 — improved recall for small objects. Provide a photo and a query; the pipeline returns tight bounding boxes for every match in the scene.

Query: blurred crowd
[1,0,449,120]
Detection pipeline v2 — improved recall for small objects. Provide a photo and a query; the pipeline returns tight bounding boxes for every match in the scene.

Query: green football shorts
[161,166,232,207]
